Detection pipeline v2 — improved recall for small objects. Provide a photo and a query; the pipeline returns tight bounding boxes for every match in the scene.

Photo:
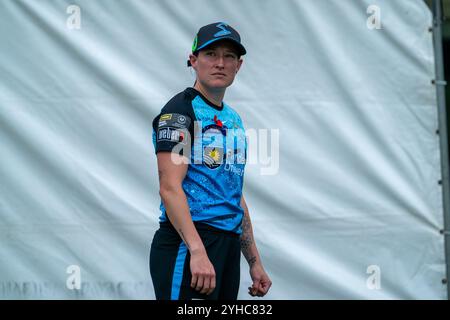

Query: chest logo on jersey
[201,123,226,169]
[203,146,224,169]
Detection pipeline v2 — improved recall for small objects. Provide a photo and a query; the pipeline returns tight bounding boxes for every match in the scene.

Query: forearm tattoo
[179,228,190,250]
[240,213,257,266]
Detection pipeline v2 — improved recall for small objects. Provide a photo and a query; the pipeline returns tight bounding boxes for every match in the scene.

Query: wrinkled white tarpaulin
[0,0,445,299]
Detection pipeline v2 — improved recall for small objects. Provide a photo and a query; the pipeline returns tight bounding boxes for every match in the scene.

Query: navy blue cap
[187,22,246,67]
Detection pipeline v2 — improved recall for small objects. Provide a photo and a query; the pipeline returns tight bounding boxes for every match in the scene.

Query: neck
[193,81,225,107]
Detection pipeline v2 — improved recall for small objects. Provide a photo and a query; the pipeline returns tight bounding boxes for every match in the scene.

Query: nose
[215,55,225,68]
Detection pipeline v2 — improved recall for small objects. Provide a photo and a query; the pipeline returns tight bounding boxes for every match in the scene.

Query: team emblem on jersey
[201,122,227,169]
[203,146,224,169]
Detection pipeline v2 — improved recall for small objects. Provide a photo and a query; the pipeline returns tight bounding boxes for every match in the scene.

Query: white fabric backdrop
[0,0,445,299]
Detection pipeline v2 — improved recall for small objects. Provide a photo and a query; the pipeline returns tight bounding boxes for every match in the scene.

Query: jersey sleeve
[152,93,195,156]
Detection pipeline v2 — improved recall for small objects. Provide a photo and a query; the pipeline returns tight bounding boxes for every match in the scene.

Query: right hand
[190,250,216,295]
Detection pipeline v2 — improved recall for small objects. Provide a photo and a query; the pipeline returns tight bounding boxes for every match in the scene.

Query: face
[189,41,243,90]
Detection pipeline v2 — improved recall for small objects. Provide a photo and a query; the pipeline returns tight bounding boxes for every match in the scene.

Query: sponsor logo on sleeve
[158,113,191,129]
[157,127,187,144]
[160,114,172,121]
[178,115,186,124]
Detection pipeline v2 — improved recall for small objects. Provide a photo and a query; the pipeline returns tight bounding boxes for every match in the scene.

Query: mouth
[212,73,226,77]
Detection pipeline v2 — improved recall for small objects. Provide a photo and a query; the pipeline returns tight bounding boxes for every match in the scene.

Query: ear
[235,58,243,74]
[189,54,198,70]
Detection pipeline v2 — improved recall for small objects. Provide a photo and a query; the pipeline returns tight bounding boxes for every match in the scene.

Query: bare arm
[240,196,261,268]
[158,152,203,253]
[157,151,215,295]
[240,195,272,297]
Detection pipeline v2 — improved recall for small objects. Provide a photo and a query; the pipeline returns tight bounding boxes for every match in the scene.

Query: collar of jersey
[187,87,224,111]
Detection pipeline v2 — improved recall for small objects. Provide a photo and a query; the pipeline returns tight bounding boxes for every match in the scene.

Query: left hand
[248,263,272,297]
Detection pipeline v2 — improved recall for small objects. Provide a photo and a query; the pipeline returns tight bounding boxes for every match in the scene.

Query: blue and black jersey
[152,87,247,234]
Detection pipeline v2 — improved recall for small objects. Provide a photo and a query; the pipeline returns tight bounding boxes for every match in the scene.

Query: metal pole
[431,0,450,300]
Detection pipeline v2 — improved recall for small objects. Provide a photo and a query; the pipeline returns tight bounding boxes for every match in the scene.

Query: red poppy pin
[213,115,223,127]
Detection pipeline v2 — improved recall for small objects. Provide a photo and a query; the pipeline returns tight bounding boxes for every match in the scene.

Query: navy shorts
[150,221,241,300]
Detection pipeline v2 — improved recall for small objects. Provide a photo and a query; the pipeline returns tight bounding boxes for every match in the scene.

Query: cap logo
[214,22,232,37]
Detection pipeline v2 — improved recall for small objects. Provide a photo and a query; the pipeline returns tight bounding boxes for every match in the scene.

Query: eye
[205,51,215,56]
[224,52,238,59]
